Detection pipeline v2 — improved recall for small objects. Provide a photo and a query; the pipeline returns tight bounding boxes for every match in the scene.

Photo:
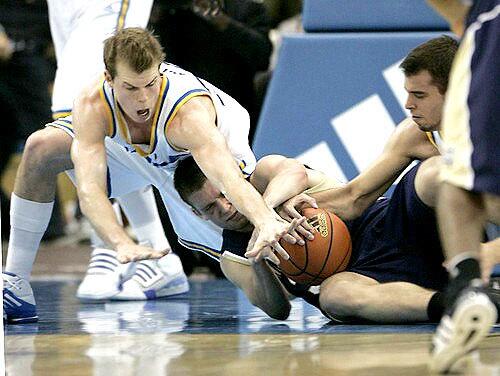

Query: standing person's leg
[3,127,73,323]
[430,6,500,373]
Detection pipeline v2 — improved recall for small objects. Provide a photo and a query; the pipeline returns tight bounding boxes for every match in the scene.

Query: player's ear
[104,70,113,85]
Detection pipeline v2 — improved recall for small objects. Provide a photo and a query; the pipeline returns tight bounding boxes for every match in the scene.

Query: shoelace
[3,277,22,291]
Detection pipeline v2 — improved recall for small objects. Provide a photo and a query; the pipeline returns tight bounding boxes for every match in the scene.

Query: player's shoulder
[73,76,107,117]
[393,118,429,145]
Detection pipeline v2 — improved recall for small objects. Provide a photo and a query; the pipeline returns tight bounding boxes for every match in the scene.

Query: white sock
[5,194,54,280]
[117,186,170,251]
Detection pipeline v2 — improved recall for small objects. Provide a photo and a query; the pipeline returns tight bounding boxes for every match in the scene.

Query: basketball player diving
[173,35,499,324]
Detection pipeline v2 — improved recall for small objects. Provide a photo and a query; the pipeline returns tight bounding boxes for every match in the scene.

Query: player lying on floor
[174,154,476,323]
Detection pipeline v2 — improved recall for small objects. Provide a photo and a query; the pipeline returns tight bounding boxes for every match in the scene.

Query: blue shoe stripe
[136,267,152,279]
[87,265,116,273]
[89,258,119,268]
[139,263,157,276]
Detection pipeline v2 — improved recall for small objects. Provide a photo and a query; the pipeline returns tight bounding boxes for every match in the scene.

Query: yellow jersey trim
[178,238,221,260]
[116,0,130,31]
[52,111,72,120]
[425,131,439,150]
[164,90,211,152]
[115,75,168,157]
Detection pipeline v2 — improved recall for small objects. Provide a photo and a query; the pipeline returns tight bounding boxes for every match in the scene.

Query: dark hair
[399,35,458,94]
[103,28,165,78]
[174,156,208,205]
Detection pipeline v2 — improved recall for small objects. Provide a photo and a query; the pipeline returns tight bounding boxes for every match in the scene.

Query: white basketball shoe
[3,272,38,324]
[429,285,497,373]
[76,248,136,300]
[111,252,189,300]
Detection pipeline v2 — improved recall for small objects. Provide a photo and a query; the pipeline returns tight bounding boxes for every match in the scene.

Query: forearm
[192,148,276,226]
[262,170,309,209]
[78,189,134,250]
[221,254,290,320]
[250,261,291,320]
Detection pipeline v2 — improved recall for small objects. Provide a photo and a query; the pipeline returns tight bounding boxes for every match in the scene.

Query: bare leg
[6,127,73,279]
[319,272,434,323]
[14,127,73,201]
[438,184,485,261]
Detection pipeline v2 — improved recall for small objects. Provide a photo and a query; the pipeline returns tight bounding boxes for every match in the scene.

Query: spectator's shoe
[429,285,497,373]
[76,248,135,300]
[3,272,38,324]
[111,253,189,300]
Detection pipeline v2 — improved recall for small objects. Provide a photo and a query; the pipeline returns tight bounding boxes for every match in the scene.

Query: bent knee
[23,128,72,166]
[415,157,442,207]
[319,280,364,317]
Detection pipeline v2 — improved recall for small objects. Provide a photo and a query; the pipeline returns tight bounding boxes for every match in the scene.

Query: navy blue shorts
[441,0,500,195]
[346,163,448,291]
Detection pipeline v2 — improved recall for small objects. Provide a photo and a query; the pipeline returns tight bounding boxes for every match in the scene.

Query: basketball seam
[307,211,334,287]
[332,221,351,273]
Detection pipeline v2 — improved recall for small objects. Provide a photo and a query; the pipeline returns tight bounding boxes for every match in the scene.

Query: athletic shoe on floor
[76,248,136,300]
[111,253,189,300]
[3,272,38,324]
[429,285,497,373]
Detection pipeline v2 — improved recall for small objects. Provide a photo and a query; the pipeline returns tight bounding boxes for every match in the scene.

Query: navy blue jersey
[222,164,448,306]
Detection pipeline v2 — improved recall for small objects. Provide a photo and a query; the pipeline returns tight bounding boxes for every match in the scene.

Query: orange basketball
[278,207,352,286]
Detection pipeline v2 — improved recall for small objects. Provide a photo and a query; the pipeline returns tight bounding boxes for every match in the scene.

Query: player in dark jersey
[427,0,500,372]
[174,154,454,323]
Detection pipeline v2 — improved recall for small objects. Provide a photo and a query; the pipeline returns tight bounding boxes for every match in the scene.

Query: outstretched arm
[315,119,437,220]
[167,96,301,262]
[71,92,166,263]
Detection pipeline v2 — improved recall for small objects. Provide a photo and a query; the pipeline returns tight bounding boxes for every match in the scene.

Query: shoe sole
[5,315,39,324]
[110,279,189,301]
[429,294,497,373]
[76,289,120,301]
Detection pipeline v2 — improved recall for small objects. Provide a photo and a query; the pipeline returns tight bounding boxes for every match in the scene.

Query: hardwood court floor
[4,279,500,376]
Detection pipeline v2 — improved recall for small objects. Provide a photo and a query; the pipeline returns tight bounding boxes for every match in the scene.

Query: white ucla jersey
[48,63,255,257]
[100,62,256,175]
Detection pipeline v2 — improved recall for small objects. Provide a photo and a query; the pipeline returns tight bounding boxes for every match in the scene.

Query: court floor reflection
[4,279,500,375]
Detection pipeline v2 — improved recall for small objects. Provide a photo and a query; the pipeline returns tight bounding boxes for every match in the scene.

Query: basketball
[278,207,352,286]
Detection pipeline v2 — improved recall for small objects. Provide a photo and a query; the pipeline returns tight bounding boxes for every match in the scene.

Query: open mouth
[137,109,150,118]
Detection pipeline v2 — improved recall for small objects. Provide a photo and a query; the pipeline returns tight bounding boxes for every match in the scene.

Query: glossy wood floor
[4,279,500,375]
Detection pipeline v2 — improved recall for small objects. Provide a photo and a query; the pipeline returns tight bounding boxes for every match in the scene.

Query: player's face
[188,180,252,231]
[108,60,162,123]
[404,70,445,132]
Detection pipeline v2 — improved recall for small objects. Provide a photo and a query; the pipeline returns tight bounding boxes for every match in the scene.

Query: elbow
[249,295,291,320]
[264,302,291,321]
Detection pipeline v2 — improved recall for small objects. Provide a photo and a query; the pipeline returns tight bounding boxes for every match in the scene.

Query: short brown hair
[400,35,458,94]
[103,28,165,78]
[174,156,208,206]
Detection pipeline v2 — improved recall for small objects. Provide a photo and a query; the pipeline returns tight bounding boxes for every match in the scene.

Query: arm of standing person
[71,87,168,263]
[166,95,303,263]
[426,0,471,37]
